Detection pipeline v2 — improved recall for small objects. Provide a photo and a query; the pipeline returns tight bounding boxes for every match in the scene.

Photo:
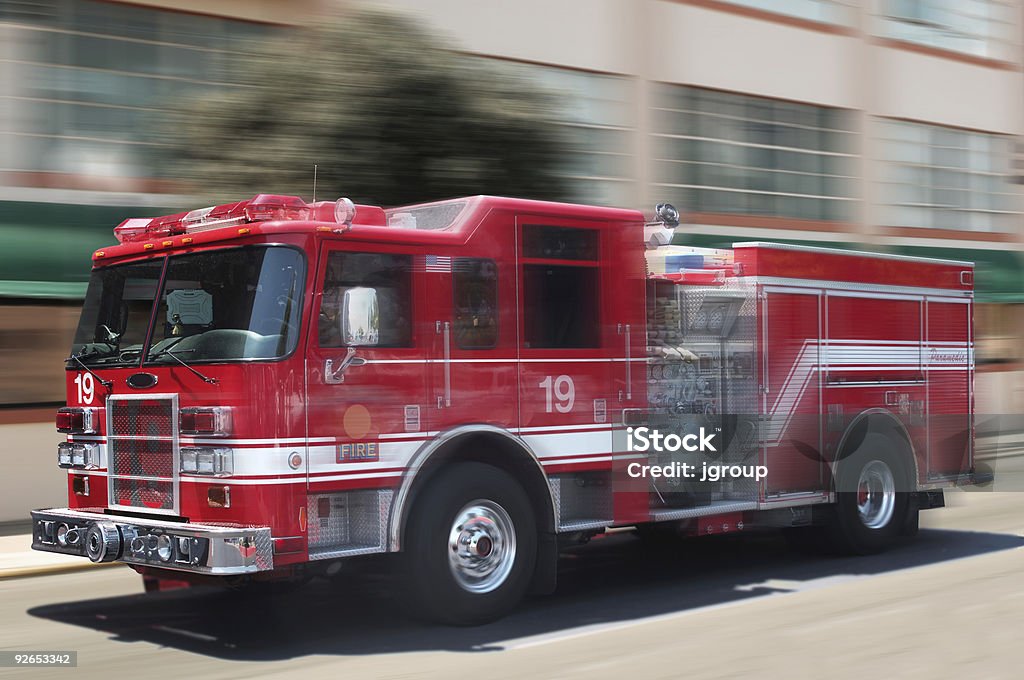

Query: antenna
[312,164,318,203]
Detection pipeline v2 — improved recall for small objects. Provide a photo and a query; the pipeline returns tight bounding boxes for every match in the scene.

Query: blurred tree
[162,7,569,206]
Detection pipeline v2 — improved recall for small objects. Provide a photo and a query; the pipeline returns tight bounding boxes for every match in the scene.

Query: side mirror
[342,287,379,346]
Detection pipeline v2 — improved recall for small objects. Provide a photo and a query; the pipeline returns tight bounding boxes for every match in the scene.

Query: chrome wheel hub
[856,460,896,530]
[448,500,516,593]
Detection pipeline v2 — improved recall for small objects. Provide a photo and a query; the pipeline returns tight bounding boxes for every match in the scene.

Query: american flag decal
[416,255,452,273]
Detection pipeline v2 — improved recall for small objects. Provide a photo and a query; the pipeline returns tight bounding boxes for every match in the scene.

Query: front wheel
[826,433,912,555]
[401,462,537,625]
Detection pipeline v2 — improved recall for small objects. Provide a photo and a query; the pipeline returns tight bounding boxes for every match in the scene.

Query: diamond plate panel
[549,473,612,531]
[307,489,392,559]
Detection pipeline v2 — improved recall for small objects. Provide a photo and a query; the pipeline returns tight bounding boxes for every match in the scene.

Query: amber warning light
[113,195,356,243]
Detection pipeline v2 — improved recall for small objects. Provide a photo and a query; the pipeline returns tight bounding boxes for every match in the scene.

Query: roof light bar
[112,194,355,244]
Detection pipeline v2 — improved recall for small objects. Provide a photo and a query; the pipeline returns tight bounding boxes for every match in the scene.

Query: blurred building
[368,0,1024,358]
[2,0,1023,406]
[0,0,310,403]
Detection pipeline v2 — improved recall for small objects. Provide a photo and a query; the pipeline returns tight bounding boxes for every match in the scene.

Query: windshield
[71,246,305,366]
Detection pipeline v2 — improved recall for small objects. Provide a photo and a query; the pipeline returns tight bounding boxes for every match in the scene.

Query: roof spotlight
[655,203,680,227]
[334,197,356,226]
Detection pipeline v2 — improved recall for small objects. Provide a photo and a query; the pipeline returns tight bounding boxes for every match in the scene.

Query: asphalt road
[1,481,1022,680]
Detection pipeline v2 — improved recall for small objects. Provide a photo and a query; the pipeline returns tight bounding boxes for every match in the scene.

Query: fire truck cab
[32,194,980,624]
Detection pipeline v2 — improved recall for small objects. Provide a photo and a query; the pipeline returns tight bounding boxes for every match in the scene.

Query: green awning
[676,233,1024,304]
[0,201,176,300]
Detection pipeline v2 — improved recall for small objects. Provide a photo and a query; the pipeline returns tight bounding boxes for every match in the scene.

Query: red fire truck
[32,194,979,624]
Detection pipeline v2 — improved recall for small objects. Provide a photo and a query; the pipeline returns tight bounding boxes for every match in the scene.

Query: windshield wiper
[66,352,113,388]
[148,347,219,385]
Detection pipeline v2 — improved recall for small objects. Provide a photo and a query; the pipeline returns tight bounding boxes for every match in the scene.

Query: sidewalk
[0,528,118,580]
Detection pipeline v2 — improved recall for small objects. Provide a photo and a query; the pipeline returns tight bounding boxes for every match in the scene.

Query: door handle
[436,321,451,407]
[618,323,631,401]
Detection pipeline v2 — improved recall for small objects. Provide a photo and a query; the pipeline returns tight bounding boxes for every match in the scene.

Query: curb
[0,561,122,581]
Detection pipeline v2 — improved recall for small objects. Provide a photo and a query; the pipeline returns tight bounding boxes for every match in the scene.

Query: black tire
[401,462,537,625]
[825,433,912,555]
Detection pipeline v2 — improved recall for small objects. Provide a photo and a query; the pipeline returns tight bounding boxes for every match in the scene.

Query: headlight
[197,450,215,474]
[57,443,73,468]
[156,535,173,562]
[57,442,98,469]
[180,447,232,476]
[180,448,198,474]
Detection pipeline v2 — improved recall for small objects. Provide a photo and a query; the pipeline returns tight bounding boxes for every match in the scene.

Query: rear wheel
[402,462,537,625]
[826,433,912,555]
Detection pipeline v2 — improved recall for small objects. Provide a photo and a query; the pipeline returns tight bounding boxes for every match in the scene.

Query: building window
[2,0,271,180]
[879,0,1016,60]
[497,62,637,208]
[714,0,853,26]
[651,85,857,221]
[453,258,498,349]
[876,119,1019,232]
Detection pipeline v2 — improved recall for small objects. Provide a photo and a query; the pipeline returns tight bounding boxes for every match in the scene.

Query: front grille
[107,395,179,515]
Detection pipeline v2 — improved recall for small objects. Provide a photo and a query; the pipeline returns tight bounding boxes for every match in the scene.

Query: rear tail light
[58,442,99,469]
[179,407,231,437]
[56,407,98,434]
[180,447,233,476]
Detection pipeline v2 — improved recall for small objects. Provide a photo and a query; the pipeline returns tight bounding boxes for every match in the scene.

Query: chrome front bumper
[31,508,273,575]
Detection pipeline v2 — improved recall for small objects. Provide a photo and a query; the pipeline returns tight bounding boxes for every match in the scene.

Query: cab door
[426,255,518,434]
[304,244,429,492]
[515,219,617,474]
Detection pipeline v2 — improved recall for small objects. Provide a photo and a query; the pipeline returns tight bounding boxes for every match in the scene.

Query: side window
[523,225,599,260]
[319,252,412,348]
[453,258,497,349]
[523,265,599,348]
[522,225,600,349]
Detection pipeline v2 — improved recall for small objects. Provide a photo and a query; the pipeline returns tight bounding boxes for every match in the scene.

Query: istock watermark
[626,426,718,453]
[625,426,768,482]
[626,461,768,482]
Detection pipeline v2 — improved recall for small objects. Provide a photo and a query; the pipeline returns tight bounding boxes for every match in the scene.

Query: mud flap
[900,493,921,537]
[530,531,558,595]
